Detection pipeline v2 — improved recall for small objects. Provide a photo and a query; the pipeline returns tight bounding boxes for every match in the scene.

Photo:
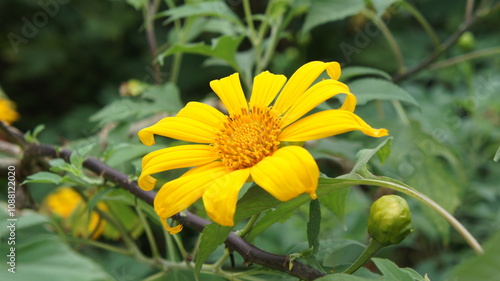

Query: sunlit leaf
[350,137,393,175]
[89,83,182,126]
[340,66,392,81]
[371,0,401,17]
[348,78,419,106]
[194,224,232,279]
[302,0,365,34]
[23,171,63,184]
[157,1,242,26]
[372,258,419,281]
[159,35,244,70]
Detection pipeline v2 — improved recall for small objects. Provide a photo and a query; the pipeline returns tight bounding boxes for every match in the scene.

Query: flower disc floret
[212,106,282,171]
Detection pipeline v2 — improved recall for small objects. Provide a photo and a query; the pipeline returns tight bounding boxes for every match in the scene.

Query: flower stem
[136,204,161,258]
[165,0,184,84]
[144,0,162,84]
[172,231,189,260]
[238,213,261,238]
[362,9,405,74]
[343,238,384,274]
[399,2,441,51]
[391,100,409,126]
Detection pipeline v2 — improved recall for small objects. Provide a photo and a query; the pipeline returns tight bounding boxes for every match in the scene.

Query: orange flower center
[212,106,282,171]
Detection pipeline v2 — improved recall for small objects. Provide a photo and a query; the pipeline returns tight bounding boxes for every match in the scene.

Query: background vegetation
[1,0,500,280]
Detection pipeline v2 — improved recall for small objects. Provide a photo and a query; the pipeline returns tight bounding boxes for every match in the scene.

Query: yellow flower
[43,187,107,240]
[138,61,388,234]
[0,98,20,125]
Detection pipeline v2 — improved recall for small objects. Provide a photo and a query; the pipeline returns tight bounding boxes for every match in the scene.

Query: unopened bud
[458,31,475,52]
[368,195,412,246]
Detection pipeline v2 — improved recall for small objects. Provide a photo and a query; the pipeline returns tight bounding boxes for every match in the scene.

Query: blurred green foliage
[1,0,500,280]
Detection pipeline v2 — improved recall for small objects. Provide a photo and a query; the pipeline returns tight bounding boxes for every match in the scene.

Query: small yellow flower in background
[138,61,388,234]
[43,187,107,240]
[0,98,20,125]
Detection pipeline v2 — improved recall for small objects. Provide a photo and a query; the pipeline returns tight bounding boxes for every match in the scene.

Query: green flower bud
[368,195,412,246]
[458,31,475,52]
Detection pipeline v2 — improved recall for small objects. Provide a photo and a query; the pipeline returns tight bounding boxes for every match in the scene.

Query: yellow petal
[251,146,319,201]
[279,109,389,141]
[177,101,226,129]
[326,61,341,80]
[209,73,248,115]
[273,61,340,115]
[281,79,355,126]
[154,162,228,234]
[139,145,218,191]
[138,117,215,145]
[249,71,287,108]
[161,220,183,235]
[202,169,251,226]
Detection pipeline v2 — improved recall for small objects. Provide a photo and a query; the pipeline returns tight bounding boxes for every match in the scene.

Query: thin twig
[429,47,500,70]
[145,0,162,84]
[362,9,405,74]
[392,2,481,82]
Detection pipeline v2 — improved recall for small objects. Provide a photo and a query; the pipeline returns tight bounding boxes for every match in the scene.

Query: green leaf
[389,121,465,243]
[24,124,45,143]
[233,185,280,223]
[159,35,244,70]
[371,0,400,17]
[0,207,111,280]
[141,83,183,113]
[348,78,419,106]
[0,207,48,237]
[494,145,500,162]
[302,0,365,34]
[23,171,63,184]
[0,235,113,281]
[103,199,143,240]
[69,149,87,169]
[371,258,419,281]
[321,188,350,225]
[194,224,233,279]
[350,137,393,175]
[158,1,242,26]
[340,66,392,81]
[245,196,299,241]
[448,230,500,281]
[316,273,371,280]
[105,143,163,168]
[102,188,158,223]
[90,83,182,126]
[126,0,147,10]
[307,199,321,255]
[375,137,392,165]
